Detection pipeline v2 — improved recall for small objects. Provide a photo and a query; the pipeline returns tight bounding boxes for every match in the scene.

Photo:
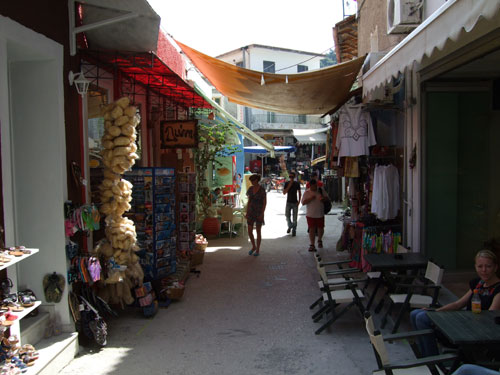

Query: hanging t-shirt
[371,164,400,221]
[336,105,376,158]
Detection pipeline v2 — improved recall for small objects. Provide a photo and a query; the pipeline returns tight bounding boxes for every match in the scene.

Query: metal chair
[365,312,456,375]
[381,261,444,333]
[364,245,410,310]
[311,255,366,334]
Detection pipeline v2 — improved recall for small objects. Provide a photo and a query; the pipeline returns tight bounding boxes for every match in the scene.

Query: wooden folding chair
[309,254,360,311]
[381,261,444,333]
[365,312,456,375]
[364,245,410,310]
[311,257,366,335]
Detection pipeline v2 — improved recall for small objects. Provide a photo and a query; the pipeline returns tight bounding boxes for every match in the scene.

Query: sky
[146,0,358,57]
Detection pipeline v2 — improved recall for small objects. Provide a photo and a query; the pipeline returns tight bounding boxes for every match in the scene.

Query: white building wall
[0,15,71,329]
[245,47,323,73]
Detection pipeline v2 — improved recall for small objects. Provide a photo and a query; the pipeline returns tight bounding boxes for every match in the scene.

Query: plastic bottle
[471,289,481,314]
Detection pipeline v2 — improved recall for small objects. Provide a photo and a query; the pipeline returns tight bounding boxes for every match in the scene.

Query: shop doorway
[425,89,499,269]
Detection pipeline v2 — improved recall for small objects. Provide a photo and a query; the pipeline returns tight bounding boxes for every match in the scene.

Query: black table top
[364,252,428,270]
[427,310,500,345]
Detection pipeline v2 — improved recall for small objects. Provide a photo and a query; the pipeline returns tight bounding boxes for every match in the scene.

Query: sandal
[308,245,316,252]
[318,240,323,248]
[253,252,259,257]
[17,294,35,308]
[248,249,255,255]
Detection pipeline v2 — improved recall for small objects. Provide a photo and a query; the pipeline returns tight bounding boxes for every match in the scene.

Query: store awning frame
[193,83,276,157]
[70,0,161,56]
[311,155,326,166]
[81,50,211,110]
[362,0,500,97]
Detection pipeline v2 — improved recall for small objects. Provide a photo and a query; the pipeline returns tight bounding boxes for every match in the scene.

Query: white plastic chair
[219,205,234,238]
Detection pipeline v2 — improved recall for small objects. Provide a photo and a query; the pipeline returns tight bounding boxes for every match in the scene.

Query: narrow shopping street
[58,191,380,375]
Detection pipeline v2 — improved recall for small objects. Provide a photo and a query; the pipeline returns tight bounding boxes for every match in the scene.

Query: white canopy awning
[293,127,329,144]
[362,0,500,97]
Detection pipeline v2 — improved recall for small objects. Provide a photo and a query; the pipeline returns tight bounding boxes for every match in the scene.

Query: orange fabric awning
[176,40,365,115]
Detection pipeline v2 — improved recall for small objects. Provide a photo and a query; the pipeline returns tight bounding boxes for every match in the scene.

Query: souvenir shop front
[361,0,500,270]
[333,96,405,270]
[62,47,215,345]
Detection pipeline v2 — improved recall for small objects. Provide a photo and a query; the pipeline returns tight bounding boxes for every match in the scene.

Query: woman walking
[246,174,266,256]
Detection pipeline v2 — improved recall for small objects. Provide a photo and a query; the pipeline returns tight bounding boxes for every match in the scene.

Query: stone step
[23,332,79,375]
[20,311,50,346]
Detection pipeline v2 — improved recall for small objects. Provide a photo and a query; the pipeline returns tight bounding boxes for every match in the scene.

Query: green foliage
[320,48,338,68]
[195,120,238,218]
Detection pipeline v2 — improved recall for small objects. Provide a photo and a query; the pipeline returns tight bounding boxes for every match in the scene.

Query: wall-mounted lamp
[68,70,90,96]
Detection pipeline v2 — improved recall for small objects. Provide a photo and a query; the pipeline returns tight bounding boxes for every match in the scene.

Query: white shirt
[371,164,400,220]
[336,105,376,158]
[301,188,328,218]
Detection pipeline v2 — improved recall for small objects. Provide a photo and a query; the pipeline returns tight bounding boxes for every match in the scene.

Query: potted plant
[194,119,238,237]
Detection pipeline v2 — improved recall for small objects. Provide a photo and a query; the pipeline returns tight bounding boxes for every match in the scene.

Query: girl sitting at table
[411,249,500,357]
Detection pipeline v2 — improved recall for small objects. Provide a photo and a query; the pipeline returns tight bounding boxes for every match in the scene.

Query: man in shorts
[301,179,328,252]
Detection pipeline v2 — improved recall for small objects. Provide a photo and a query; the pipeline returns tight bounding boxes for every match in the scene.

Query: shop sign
[160,120,198,148]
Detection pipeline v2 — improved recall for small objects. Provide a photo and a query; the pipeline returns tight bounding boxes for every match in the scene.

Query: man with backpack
[301,179,329,252]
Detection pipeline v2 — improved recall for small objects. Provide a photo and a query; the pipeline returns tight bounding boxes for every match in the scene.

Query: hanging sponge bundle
[96,96,143,308]
[101,97,140,175]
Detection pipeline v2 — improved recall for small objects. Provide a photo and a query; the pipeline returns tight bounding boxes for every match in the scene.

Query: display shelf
[125,168,176,280]
[0,248,39,272]
[10,301,42,321]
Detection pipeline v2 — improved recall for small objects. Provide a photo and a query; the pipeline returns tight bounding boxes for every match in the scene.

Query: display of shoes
[0,340,39,373]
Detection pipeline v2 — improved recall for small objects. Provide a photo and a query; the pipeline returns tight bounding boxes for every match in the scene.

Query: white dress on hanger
[371,164,400,221]
[336,105,376,158]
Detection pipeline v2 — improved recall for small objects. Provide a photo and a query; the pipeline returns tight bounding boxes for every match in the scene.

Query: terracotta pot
[202,217,220,238]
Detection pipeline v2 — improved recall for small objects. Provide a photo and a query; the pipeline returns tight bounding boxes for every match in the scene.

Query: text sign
[160,120,198,148]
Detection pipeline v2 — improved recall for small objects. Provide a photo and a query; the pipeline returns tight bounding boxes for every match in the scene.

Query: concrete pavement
[58,190,451,375]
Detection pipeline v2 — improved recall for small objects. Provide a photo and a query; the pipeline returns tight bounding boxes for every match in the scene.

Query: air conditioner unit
[387,0,422,34]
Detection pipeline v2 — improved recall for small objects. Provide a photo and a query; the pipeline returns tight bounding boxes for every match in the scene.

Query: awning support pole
[69,0,140,56]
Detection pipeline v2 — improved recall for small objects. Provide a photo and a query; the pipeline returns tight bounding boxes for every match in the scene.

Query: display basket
[165,286,185,300]
[194,242,208,252]
[190,250,205,266]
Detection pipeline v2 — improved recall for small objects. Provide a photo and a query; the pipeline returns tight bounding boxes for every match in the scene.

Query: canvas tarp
[176,40,365,115]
